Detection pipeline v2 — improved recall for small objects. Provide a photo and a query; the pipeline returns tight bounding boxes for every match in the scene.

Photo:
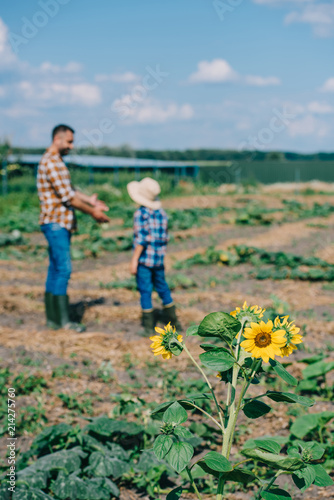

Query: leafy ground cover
[0,179,333,499]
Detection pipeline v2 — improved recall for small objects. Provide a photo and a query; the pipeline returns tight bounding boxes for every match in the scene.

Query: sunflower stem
[186,466,202,500]
[216,476,225,500]
[222,319,246,457]
[182,343,225,433]
[254,471,282,500]
[184,402,224,431]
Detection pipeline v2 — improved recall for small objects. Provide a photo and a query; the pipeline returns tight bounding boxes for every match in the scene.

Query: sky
[0,0,333,152]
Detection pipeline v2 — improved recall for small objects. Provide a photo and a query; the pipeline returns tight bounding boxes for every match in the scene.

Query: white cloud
[38,61,83,74]
[288,114,329,137]
[0,17,18,68]
[285,3,334,37]
[245,75,281,86]
[113,97,194,124]
[95,71,139,83]
[17,81,101,107]
[188,59,280,87]
[0,16,102,113]
[307,101,334,113]
[321,77,334,92]
[3,106,42,118]
[188,59,238,83]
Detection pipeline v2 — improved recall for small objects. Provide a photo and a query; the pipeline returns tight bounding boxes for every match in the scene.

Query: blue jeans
[41,223,72,296]
[136,264,173,311]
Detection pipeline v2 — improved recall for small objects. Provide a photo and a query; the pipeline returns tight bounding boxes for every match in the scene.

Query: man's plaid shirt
[134,206,169,267]
[37,148,76,231]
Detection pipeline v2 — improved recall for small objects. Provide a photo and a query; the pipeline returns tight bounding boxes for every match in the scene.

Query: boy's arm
[130,244,144,275]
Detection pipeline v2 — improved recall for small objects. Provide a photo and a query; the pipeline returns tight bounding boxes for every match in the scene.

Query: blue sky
[0,0,333,151]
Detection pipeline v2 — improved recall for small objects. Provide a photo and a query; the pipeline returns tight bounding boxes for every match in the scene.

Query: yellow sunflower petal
[240,339,255,350]
[154,327,165,335]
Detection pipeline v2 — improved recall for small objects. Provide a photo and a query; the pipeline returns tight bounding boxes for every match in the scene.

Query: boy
[127,177,180,335]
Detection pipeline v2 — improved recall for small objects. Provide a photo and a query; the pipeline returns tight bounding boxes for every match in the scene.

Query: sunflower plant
[149,303,333,499]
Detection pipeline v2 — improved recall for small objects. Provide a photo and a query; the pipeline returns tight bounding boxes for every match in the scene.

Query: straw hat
[127,177,162,210]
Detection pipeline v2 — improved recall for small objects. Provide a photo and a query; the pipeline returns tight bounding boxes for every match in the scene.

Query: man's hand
[130,257,138,275]
[92,207,110,223]
[90,194,109,211]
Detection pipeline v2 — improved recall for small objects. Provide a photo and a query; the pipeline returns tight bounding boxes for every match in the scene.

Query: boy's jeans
[136,264,173,311]
[41,223,72,296]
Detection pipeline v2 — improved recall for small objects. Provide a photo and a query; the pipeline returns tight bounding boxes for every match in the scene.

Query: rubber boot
[140,310,156,336]
[54,295,86,333]
[163,304,182,331]
[44,292,59,330]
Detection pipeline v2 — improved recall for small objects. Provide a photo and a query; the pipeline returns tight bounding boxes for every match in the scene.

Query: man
[37,124,109,332]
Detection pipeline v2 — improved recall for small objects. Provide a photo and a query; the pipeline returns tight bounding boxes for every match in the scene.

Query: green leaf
[298,354,325,364]
[311,464,334,487]
[169,341,183,357]
[261,489,292,500]
[85,451,130,479]
[85,417,143,437]
[186,325,199,337]
[16,471,49,489]
[166,486,183,499]
[23,447,86,474]
[51,472,90,500]
[265,391,314,407]
[302,360,334,379]
[293,464,317,492]
[173,426,193,439]
[163,402,188,425]
[302,441,325,461]
[269,359,298,386]
[222,468,256,484]
[167,442,194,473]
[13,488,54,500]
[32,423,72,454]
[199,349,235,372]
[203,451,232,472]
[151,401,173,419]
[88,478,120,499]
[198,312,241,343]
[243,438,281,454]
[241,448,304,471]
[153,435,174,460]
[243,400,271,419]
[195,461,220,479]
[290,412,334,439]
[200,343,221,351]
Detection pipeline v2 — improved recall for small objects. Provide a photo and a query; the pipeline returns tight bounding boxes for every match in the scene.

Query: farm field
[0,178,334,499]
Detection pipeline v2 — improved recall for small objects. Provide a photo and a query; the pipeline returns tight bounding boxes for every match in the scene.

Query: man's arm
[71,192,110,223]
[74,191,108,211]
[46,159,109,222]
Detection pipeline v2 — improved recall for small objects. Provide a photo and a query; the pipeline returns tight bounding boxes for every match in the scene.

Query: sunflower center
[255,332,271,348]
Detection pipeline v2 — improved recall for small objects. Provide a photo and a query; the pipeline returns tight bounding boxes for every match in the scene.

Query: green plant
[148,304,333,499]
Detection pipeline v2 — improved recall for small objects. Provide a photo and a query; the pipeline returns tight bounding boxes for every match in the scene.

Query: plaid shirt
[37,148,76,231]
[134,206,169,267]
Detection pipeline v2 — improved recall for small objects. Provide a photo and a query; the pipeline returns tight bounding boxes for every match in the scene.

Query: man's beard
[59,148,70,156]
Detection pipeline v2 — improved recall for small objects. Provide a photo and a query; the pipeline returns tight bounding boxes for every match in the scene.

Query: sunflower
[231,301,265,325]
[274,316,303,358]
[150,322,183,360]
[240,320,287,363]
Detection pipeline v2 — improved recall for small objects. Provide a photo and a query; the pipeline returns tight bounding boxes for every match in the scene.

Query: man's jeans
[41,223,72,296]
[136,264,173,311]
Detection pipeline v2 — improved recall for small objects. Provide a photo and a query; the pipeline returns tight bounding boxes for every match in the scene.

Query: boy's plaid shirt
[37,148,76,231]
[134,206,169,267]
